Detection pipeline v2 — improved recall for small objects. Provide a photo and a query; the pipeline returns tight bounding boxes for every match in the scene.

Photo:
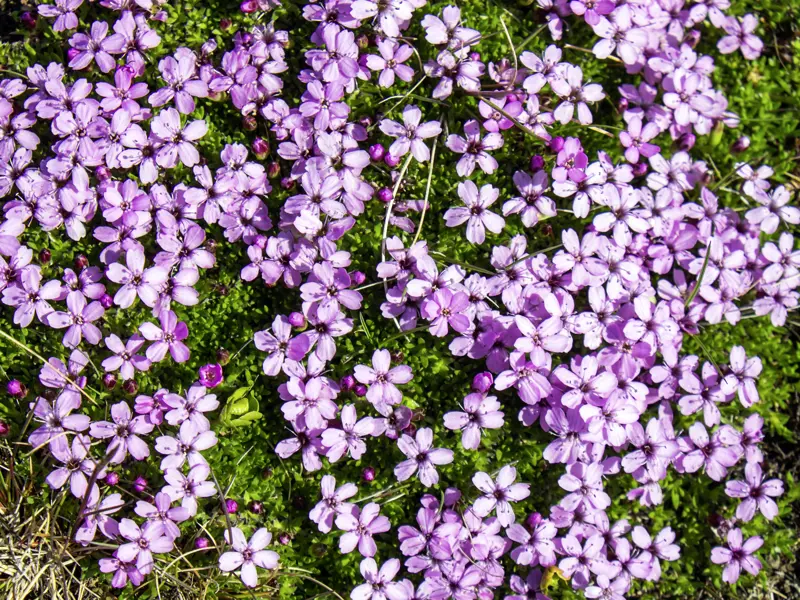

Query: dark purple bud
[677,133,696,152]
[95,165,112,181]
[104,471,120,486]
[38,248,51,264]
[292,495,307,510]
[224,498,239,514]
[469,52,481,61]
[267,161,281,178]
[404,422,417,436]
[100,293,114,309]
[262,467,274,479]
[618,98,629,113]
[340,374,356,391]
[505,93,519,103]
[362,466,376,482]
[240,0,258,12]
[369,144,386,162]
[353,383,368,397]
[195,536,211,550]
[206,239,218,253]
[102,373,117,390]
[701,170,713,186]
[216,284,229,296]
[250,501,264,514]
[0,420,8,436]
[707,513,723,528]
[391,351,404,363]
[288,311,306,329]
[239,32,254,46]
[7,380,27,398]
[220,18,232,30]
[198,363,224,388]
[633,162,648,177]
[472,371,494,393]
[352,271,366,286]
[548,136,564,153]
[384,154,400,168]
[216,348,231,366]
[356,34,370,50]
[530,155,545,171]
[133,476,147,493]
[122,379,138,395]
[278,532,292,545]
[253,137,269,159]
[525,512,543,529]
[359,115,372,128]
[67,48,81,62]
[377,187,393,203]
[74,254,89,271]
[243,115,258,131]
[731,136,750,153]
[21,11,37,29]
[685,29,701,48]
[280,176,295,190]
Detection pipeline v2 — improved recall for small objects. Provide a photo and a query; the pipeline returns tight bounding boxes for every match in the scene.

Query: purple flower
[322,404,374,462]
[2,267,61,327]
[37,0,82,32]
[550,65,605,125]
[680,421,741,480]
[134,492,191,540]
[89,401,154,464]
[275,426,325,471]
[353,349,413,413]
[150,108,207,169]
[300,303,354,362]
[503,170,556,228]
[366,39,414,88]
[718,15,763,60]
[496,351,553,406]
[300,261,363,313]
[162,384,219,430]
[420,288,471,337]
[309,475,357,534]
[443,392,504,450]
[117,518,175,575]
[74,488,124,545]
[139,310,190,364]
[150,50,209,114]
[394,427,453,487]
[711,528,762,584]
[352,558,406,600]
[444,181,505,244]
[282,377,338,430]
[720,345,761,407]
[335,502,391,557]
[46,291,104,348]
[379,105,441,163]
[472,465,530,526]
[558,535,609,588]
[619,116,661,164]
[28,393,90,454]
[507,519,558,567]
[107,250,168,309]
[102,334,151,381]
[155,419,217,471]
[68,22,116,73]
[162,463,217,516]
[46,433,97,498]
[725,462,783,522]
[351,0,412,38]
[198,363,224,388]
[621,418,679,481]
[219,527,279,588]
[446,119,503,178]
[255,315,311,376]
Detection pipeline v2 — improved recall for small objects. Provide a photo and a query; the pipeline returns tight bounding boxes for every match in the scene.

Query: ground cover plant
[0,0,799,598]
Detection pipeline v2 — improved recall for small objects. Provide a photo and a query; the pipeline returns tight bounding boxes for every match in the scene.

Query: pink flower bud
[377,187,393,203]
[362,467,376,482]
[369,144,386,162]
[472,372,494,393]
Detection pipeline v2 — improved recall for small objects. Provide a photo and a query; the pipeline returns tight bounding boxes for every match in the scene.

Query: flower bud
[100,293,114,309]
[352,271,366,286]
[267,161,281,178]
[404,422,417,436]
[685,29,701,48]
[21,11,37,29]
[632,162,648,177]
[216,348,231,366]
[220,18,232,30]
[67,48,81,62]
[618,98,629,113]
[240,0,258,12]
[340,374,356,391]
[0,420,9,436]
[288,312,306,329]
[262,467,274,479]
[74,254,89,271]
[384,154,400,168]
[377,187,393,203]
[252,137,270,159]
[278,532,292,545]
[195,537,211,550]
[525,512,543,529]
[530,155,545,171]
[677,133,696,152]
[356,34,370,50]
[243,115,258,131]
[292,495,307,510]
[731,136,750,153]
[133,476,148,493]
[38,248,51,264]
[311,543,327,557]
[469,52,481,61]
[472,371,494,393]
[280,176,295,190]
[548,136,564,153]
[104,472,120,486]
[353,383,368,397]
[102,373,117,390]
[122,379,138,395]
[359,115,372,128]
[369,144,386,162]
[224,498,239,514]
[199,363,224,388]
[362,466,376,482]
[250,501,264,514]
[7,380,27,398]
[95,165,112,181]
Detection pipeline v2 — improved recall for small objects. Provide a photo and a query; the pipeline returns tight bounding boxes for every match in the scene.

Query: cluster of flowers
[0,0,794,595]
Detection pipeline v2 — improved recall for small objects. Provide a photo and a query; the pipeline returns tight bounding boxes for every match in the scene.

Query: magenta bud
[280,176,294,190]
[7,380,27,398]
[548,136,565,153]
[133,476,147,493]
[472,372,494,393]
[469,52,481,61]
[362,467,376,482]
[677,133,696,152]
[250,501,264,514]
[685,29,701,48]
[525,512,543,529]
[122,379,138,395]
[104,472,120,486]
[633,162,648,177]
[74,254,89,271]
[21,11,37,29]
[239,32,254,46]
[195,537,211,550]
[38,248,51,264]
[288,311,306,328]
[353,383,368,397]
[356,34,370,50]
[67,48,81,62]
[0,420,9,436]
[267,161,281,178]
[95,165,112,181]
[220,18,232,30]
[240,0,258,12]
[198,363,224,388]
[530,155,545,171]
[731,136,750,153]
[253,137,269,159]
[102,373,117,390]
[224,498,239,514]
[340,374,356,391]
[369,144,386,162]
[359,115,373,128]
[404,422,417,436]
[100,293,114,309]
[377,187,393,203]
[352,271,366,286]
[243,115,258,131]
[278,532,292,545]
[384,153,400,168]
[618,98,629,113]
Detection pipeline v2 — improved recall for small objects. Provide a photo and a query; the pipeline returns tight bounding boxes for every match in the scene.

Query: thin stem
[412,136,438,247]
